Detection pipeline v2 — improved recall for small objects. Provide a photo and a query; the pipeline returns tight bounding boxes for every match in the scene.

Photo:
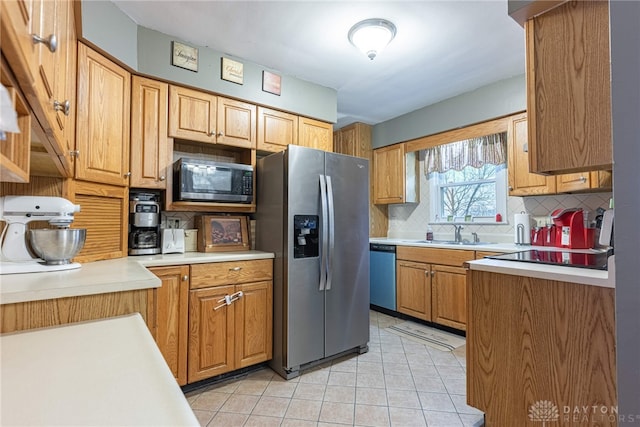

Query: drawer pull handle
[213,291,243,310]
[229,266,242,271]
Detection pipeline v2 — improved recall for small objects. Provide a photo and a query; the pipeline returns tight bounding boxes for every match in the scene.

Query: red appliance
[550,208,594,249]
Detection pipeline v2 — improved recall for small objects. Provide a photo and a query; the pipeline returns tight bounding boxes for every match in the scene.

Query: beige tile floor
[185,311,484,427]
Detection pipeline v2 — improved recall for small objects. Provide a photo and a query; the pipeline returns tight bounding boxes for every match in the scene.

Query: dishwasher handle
[370,243,396,253]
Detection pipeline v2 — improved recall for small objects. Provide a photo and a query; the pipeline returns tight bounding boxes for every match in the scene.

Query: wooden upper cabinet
[298,117,333,152]
[334,122,371,158]
[169,85,256,149]
[257,106,298,152]
[0,81,31,182]
[507,113,556,196]
[373,143,407,204]
[130,76,169,189]
[526,0,612,174]
[217,97,256,149]
[76,43,131,186]
[169,85,217,143]
[556,170,612,193]
[1,0,76,177]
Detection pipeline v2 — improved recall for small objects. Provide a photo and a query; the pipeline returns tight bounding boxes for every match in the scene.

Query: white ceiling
[111,0,526,129]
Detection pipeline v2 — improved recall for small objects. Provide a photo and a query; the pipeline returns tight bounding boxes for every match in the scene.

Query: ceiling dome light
[348,18,397,60]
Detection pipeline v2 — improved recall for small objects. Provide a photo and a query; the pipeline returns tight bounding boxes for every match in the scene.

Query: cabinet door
[235,281,273,368]
[396,260,431,321]
[168,85,217,144]
[217,97,256,149]
[76,43,131,186]
[0,83,31,182]
[526,0,612,173]
[188,285,235,382]
[33,0,56,108]
[257,107,298,152]
[431,265,466,330]
[148,265,189,386]
[65,179,128,262]
[298,117,333,152]
[373,144,405,204]
[54,0,76,170]
[507,113,556,196]
[0,0,40,87]
[556,171,613,193]
[130,76,169,189]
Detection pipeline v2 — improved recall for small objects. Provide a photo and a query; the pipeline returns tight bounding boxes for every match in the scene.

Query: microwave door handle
[319,174,328,292]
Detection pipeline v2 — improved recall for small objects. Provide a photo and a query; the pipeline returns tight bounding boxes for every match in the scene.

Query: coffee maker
[129,191,161,255]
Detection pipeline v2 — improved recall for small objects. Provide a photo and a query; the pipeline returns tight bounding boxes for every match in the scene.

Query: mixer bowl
[28,228,86,265]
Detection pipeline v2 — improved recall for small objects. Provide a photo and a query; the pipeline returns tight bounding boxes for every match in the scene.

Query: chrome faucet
[471,232,479,243]
[453,225,464,243]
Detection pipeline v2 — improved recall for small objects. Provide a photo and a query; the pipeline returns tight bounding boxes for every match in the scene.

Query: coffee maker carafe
[129,192,161,255]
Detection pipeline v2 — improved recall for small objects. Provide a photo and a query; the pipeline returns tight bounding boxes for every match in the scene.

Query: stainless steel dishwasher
[369,243,396,311]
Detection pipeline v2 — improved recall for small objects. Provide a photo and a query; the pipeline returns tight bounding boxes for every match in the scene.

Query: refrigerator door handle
[325,175,335,291]
[319,174,329,291]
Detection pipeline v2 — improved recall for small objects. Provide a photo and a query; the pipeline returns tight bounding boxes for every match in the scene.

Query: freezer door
[285,146,327,369]
[324,152,370,357]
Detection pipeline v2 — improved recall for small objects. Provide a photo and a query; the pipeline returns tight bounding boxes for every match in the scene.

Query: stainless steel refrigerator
[256,145,370,379]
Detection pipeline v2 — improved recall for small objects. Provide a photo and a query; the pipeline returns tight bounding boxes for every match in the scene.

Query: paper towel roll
[514,213,532,245]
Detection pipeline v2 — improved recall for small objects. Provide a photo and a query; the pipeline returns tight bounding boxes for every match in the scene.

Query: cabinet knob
[508,186,514,191]
[32,33,57,52]
[209,130,216,137]
[69,150,79,158]
[431,270,436,277]
[182,275,188,281]
[124,171,131,177]
[229,266,242,271]
[53,99,70,116]
[579,176,587,183]
[217,131,224,138]
[159,175,166,181]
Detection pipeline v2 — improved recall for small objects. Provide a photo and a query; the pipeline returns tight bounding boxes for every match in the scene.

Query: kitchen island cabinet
[466,268,617,426]
[188,259,273,383]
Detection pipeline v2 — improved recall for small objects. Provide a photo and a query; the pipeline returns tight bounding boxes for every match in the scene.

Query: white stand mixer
[0,196,82,274]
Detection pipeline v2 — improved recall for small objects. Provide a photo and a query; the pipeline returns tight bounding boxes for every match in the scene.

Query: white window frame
[429,164,508,224]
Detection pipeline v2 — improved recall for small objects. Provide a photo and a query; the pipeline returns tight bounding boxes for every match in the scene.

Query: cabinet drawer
[190,259,273,289]
[397,246,474,267]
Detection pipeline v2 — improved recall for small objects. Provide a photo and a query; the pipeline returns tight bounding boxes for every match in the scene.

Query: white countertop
[0,313,199,426]
[370,237,614,288]
[0,250,274,305]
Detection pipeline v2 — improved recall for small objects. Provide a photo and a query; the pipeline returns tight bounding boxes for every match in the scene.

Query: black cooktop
[487,249,611,271]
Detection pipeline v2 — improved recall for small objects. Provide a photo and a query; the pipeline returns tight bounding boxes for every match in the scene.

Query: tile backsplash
[387,163,612,243]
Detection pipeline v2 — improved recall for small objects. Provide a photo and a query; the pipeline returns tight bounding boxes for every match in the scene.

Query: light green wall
[80,0,138,69]
[372,74,526,148]
[79,1,337,123]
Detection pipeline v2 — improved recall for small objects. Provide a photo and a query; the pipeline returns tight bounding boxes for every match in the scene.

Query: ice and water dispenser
[293,215,319,258]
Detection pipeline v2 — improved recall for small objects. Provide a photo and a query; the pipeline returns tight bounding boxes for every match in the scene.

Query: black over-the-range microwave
[173,158,253,203]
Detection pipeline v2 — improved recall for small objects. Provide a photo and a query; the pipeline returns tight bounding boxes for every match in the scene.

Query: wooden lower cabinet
[0,290,149,334]
[467,270,616,425]
[431,265,466,331]
[396,246,474,331]
[147,265,189,386]
[187,260,273,383]
[396,260,431,321]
